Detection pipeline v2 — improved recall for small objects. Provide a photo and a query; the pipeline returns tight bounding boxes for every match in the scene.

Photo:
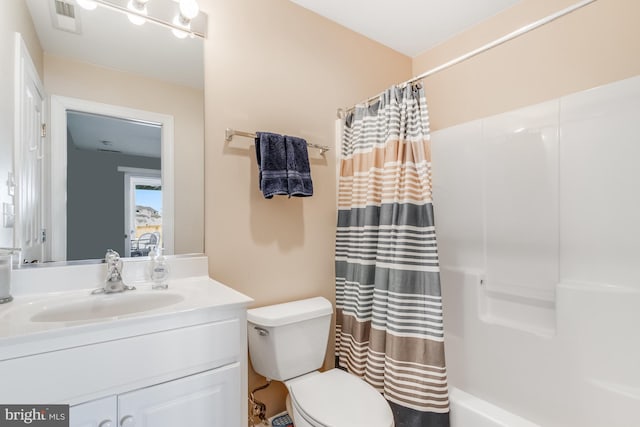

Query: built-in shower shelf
[478,276,556,338]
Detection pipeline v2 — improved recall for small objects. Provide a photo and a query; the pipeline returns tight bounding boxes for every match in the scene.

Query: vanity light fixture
[126,0,149,25]
[171,15,190,39]
[75,0,206,39]
[178,0,199,20]
[171,0,199,39]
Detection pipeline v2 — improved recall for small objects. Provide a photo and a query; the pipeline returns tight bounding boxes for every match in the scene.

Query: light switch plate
[6,172,15,197]
[2,202,14,228]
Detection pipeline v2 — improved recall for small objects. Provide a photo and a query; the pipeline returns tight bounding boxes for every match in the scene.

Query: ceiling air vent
[54,0,75,18]
[51,0,82,34]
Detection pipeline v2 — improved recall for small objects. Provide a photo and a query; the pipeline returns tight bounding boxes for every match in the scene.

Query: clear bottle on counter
[151,248,169,290]
[146,245,157,281]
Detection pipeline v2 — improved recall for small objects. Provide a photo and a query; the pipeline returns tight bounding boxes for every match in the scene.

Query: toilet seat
[287,369,394,427]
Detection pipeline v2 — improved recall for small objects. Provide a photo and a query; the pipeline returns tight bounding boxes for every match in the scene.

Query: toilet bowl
[247,297,394,427]
[286,369,394,427]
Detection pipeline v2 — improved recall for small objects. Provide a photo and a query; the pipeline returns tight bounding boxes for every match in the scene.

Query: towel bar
[225,128,330,155]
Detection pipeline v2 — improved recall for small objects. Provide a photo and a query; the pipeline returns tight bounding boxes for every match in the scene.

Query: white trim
[117,166,161,175]
[49,96,175,261]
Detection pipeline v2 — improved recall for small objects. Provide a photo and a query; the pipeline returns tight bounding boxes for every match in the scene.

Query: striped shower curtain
[335,83,449,427]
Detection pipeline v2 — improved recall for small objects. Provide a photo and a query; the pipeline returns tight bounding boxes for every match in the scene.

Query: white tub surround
[0,254,253,427]
[431,76,640,427]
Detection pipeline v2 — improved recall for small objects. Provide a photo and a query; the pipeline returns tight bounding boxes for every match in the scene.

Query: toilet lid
[289,369,394,427]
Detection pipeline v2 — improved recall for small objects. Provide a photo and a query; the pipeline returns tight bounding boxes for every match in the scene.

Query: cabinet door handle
[99,421,113,427]
[120,415,135,427]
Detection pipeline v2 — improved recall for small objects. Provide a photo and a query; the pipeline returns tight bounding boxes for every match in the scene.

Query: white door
[118,364,241,427]
[69,396,117,427]
[14,33,46,263]
[122,169,162,257]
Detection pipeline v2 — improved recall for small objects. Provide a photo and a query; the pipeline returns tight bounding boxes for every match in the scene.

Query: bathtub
[449,388,540,427]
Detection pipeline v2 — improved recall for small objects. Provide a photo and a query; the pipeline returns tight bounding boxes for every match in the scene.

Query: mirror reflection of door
[66,111,161,261]
[124,174,162,258]
[14,35,46,264]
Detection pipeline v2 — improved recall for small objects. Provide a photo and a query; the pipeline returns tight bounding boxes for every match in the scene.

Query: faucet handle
[93,249,134,295]
[105,249,120,265]
[104,249,124,284]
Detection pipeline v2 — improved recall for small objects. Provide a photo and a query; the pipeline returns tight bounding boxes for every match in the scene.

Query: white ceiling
[25,0,203,88]
[25,0,520,88]
[67,111,161,158]
[290,0,522,57]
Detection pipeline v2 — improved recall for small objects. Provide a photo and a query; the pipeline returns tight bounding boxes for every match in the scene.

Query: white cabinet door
[118,363,241,427]
[70,396,117,427]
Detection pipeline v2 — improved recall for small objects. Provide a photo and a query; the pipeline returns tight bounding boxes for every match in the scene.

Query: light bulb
[127,0,147,25]
[179,0,199,20]
[76,0,98,10]
[172,28,189,39]
[127,12,146,25]
[172,15,189,39]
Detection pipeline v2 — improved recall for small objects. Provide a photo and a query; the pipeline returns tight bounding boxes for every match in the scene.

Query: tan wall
[44,54,205,255]
[201,0,411,417]
[413,0,640,131]
[0,0,43,249]
[0,0,43,77]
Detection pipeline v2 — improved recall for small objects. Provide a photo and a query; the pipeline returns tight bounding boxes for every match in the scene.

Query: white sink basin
[30,292,184,323]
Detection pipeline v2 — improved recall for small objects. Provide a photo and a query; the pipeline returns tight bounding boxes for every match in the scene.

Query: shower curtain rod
[338,0,598,118]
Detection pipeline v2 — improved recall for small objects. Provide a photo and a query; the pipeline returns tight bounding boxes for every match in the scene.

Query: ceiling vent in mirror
[51,0,82,34]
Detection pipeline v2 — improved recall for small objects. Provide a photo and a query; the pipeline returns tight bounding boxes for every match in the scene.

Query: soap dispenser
[151,248,169,290]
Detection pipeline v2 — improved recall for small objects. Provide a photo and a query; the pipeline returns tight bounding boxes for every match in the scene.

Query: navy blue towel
[285,135,313,197]
[255,132,288,199]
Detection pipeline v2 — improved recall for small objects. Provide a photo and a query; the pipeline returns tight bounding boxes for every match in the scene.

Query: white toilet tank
[247,297,333,381]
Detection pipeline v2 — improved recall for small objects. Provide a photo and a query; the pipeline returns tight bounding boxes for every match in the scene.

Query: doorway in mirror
[50,96,175,262]
[124,173,162,258]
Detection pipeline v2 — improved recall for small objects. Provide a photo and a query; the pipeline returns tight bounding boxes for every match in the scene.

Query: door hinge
[41,123,47,138]
[42,228,47,243]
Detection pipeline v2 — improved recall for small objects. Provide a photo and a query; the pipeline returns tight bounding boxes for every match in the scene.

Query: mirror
[65,110,162,261]
[8,0,205,263]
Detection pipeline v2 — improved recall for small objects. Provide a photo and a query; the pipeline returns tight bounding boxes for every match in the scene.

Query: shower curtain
[335,83,449,427]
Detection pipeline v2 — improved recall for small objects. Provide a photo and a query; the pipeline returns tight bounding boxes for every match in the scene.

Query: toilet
[247,297,394,427]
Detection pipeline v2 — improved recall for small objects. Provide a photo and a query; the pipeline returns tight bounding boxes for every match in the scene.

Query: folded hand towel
[285,135,313,197]
[255,132,288,199]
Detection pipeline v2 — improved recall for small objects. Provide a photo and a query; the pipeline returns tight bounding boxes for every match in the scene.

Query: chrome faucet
[92,249,135,294]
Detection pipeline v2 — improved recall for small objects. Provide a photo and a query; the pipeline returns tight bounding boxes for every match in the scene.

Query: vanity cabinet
[2,304,248,427]
[70,364,240,427]
[0,257,252,427]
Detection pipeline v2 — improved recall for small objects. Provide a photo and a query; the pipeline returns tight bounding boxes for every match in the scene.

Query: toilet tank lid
[247,297,332,327]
